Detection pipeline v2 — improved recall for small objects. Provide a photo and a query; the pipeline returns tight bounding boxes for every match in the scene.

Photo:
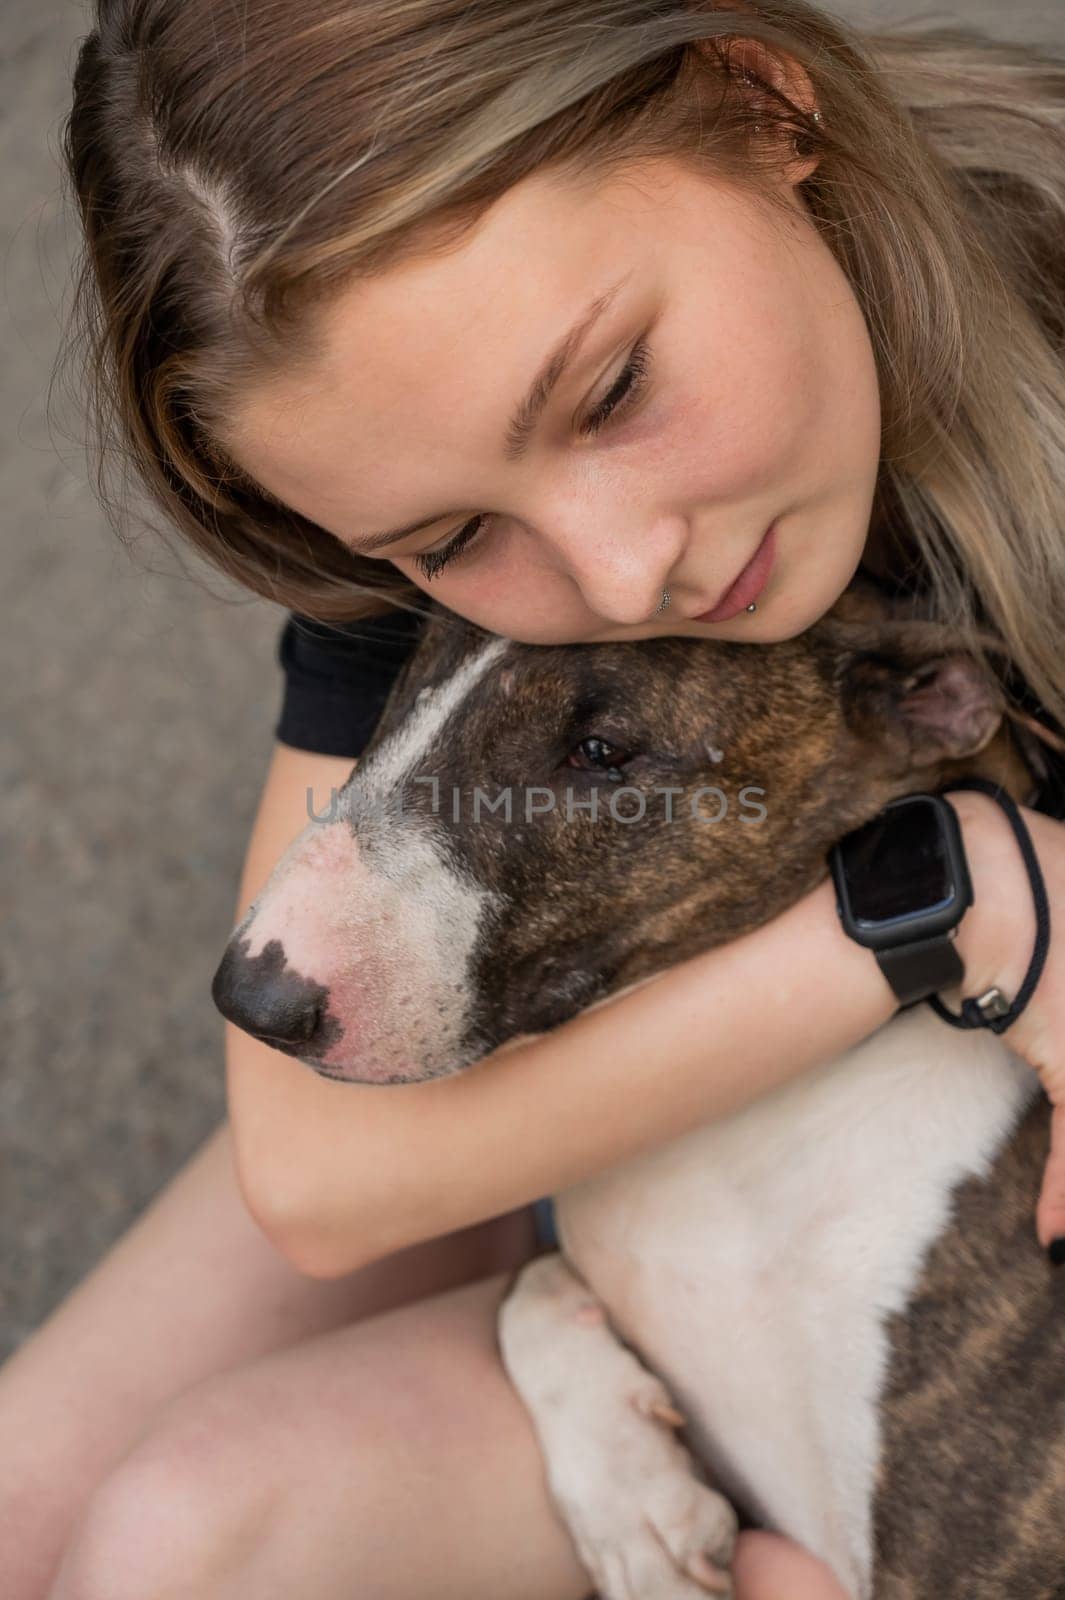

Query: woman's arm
[224,741,369,1229]
[232,866,895,1277]
[227,767,1065,1279]
[946,794,1065,1250]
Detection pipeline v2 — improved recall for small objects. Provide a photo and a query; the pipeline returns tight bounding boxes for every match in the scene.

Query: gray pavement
[2,0,279,1357]
[3,0,1063,1359]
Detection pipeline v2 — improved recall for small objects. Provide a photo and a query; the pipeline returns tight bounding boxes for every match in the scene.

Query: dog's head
[212,579,1041,1082]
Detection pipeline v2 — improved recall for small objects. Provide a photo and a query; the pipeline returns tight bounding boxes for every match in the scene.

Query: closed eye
[414,338,654,582]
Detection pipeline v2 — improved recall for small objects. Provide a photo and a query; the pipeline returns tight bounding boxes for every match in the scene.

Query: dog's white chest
[555,1007,1034,1595]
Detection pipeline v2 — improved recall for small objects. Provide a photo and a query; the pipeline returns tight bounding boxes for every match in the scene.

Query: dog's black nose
[211,935,327,1049]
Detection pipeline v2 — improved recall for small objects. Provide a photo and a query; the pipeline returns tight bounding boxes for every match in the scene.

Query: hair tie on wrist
[927,776,1050,1035]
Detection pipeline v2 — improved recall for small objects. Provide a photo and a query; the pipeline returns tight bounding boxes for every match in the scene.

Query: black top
[274,605,1065,819]
[276,608,428,759]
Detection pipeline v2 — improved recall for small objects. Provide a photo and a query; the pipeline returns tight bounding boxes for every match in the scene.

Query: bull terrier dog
[213,579,1063,1600]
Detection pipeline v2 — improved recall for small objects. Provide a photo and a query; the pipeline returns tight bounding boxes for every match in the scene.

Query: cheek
[664,280,817,501]
[724,281,877,509]
[664,356,804,508]
[392,552,589,644]
[790,245,883,488]
[678,217,880,502]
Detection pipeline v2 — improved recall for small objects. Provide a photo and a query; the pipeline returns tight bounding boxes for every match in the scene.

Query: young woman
[3,3,1065,1596]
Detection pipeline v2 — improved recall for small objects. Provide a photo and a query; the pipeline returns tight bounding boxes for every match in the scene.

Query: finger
[732,1531,853,1600]
[1036,1100,1065,1254]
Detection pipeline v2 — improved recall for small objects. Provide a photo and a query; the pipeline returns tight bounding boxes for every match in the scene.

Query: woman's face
[226,153,882,646]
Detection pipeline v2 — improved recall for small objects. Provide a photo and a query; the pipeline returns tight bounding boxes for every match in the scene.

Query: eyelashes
[413,513,488,582]
[414,337,654,581]
[581,337,651,436]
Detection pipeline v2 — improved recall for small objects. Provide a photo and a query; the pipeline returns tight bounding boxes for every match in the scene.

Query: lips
[692,520,778,624]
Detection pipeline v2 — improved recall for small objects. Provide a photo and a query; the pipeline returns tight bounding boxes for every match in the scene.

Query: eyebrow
[347,274,631,555]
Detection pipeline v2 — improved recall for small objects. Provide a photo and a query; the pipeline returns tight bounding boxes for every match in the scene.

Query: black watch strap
[875,933,965,1009]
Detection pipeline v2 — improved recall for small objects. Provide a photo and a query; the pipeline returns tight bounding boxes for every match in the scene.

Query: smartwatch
[829,793,973,1008]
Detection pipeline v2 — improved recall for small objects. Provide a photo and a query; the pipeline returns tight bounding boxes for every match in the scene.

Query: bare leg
[45,1266,851,1600]
[47,1271,592,1600]
[0,1121,537,1600]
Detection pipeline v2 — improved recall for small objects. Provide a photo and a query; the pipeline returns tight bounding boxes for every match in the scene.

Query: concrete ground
[2,0,1063,1363]
[2,0,281,1358]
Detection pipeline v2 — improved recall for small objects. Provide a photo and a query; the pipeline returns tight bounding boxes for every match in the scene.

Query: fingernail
[1048,1238,1065,1265]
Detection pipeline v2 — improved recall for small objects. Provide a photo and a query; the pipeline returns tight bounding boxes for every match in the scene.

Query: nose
[211,934,330,1050]
[559,511,690,625]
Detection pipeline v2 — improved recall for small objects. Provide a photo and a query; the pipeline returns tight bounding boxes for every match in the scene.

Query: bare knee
[48,1383,275,1600]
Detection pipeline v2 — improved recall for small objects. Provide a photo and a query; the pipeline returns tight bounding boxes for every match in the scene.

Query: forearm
[230,870,897,1277]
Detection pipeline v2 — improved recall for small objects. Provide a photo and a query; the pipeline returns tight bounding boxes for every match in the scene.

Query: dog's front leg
[499,1252,738,1599]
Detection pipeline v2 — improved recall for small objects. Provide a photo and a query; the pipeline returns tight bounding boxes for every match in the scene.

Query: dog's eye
[566,736,631,777]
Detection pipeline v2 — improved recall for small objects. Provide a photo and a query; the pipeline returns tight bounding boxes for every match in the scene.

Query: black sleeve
[275,609,428,759]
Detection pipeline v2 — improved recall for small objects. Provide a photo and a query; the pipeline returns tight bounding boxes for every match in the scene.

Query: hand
[950,791,1065,1252]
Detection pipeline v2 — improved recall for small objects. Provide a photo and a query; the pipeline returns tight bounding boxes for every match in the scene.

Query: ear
[843,648,1005,764]
[712,33,824,184]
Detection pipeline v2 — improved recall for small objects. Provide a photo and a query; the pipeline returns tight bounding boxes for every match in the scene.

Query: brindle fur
[873,1094,1065,1599]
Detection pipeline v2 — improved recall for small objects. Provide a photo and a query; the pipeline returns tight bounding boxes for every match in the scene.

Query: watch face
[844,797,955,927]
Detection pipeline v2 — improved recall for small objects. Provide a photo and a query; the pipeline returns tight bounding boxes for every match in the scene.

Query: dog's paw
[553,1388,738,1600]
[567,1474,737,1598]
[500,1255,737,1599]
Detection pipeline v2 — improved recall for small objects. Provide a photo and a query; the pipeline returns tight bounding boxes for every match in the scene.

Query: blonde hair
[62,1,1065,728]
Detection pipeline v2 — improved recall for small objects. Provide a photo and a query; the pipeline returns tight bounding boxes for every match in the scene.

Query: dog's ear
[841,644,1005,764]
[821,607,1048,798]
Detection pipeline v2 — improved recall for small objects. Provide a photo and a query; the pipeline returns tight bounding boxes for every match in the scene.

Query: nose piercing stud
[746,601,757,613]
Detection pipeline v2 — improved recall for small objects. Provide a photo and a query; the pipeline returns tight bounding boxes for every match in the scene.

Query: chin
[752,586,840,642]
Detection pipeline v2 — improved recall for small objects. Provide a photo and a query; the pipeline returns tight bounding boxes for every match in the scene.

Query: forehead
[222,158,735,524]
